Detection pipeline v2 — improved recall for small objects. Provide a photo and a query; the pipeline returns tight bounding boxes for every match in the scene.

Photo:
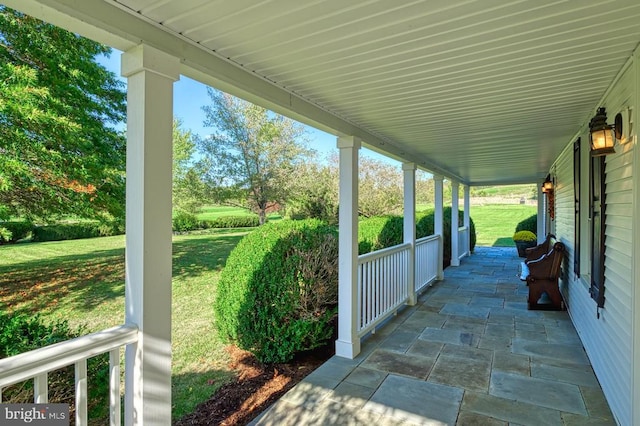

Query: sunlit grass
[470,204,537,247]
[0,228,250,420]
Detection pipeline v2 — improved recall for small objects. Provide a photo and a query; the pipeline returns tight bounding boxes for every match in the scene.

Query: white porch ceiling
[8,0,640,185]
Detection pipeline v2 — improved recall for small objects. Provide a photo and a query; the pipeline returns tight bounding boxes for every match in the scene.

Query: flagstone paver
[250,247,615,426]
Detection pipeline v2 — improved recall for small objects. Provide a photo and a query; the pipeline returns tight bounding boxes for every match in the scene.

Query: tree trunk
[258,209,267,225]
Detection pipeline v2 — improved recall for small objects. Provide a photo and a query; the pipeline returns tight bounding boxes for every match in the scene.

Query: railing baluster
[109,348,121,426]
[75,359,88,425]
[34,372,48,403]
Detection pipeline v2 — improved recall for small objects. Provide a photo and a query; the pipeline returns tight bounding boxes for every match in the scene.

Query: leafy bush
[358,216,403,254]
[201,215,260,229]
[513,230,536,242]
[0,312,109,420]
[515,213,537,235]
[31,221,124,242]
[0,221,33,243]
[214,219,338,363]
[358,209,477,267]
[172,211,200,232]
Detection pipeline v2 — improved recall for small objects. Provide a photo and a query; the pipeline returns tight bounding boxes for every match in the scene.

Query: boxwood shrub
[0,221,33,244]
[358,209,476,267]
[214,219,338,363]
[515,213,537,235]
[201,215,260,229]
[31,222,123,242]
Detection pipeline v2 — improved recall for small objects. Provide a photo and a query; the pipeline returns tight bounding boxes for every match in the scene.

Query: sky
[97,50,398,166]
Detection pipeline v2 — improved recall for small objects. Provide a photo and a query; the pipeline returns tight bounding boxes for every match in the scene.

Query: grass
[0,228,249,421]
[196,205,282,222]
[470,204,537,247]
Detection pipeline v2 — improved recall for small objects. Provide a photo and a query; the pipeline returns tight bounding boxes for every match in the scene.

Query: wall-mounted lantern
[589,107,622,156]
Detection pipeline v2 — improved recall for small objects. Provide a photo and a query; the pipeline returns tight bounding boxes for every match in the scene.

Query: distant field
[471,204,537,247]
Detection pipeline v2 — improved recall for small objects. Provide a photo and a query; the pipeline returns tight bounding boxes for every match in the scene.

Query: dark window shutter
[573,139,580,276]
[590,155,606,308]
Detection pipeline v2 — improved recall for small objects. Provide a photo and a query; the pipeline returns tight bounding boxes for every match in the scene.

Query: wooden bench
[524,233,555,262]
[525,240,566,310]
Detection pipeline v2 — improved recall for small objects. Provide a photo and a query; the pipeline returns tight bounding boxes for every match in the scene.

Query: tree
[172,118,205,214]
[0,7,126,222]
[198,89,310,224]
[288,159,339,224]
[357,156,403,217]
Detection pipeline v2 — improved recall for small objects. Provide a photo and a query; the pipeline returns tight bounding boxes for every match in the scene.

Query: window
[589,155,606,308]
[573,139,580,276]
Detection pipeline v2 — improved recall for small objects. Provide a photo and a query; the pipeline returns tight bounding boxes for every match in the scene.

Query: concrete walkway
[250,247,615,425]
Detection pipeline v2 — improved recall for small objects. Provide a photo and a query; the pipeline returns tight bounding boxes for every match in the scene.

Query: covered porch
[252,247,614,425]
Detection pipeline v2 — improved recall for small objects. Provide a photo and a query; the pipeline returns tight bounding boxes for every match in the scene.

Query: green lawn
[471,204,537,247]
[0,228,248,421]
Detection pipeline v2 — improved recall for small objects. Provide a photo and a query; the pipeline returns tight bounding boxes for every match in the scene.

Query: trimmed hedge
[173,213,260,232]
[358,209,477,266]
[31,222,122,242]
[201,215,260,229]
[172,211,200,232]
[0,221,33,244]
[214,219,338,363]
[515,214,537,235]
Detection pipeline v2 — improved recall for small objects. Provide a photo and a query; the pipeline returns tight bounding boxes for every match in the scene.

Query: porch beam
[434,175,444,280]
[450,181,460,267]
[537,180,546,243]
[121,44,179,426]
[335,136,361,359]
[403,162,417,305]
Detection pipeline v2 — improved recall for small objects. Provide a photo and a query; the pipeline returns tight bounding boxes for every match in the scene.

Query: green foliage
[201,216,260,229]
[357,209,476,267]
[173,119,206,214]
[358,216,403,254]
[198,89,310,225]
[0,312,109,420]
[172,211,200,232]
[513,230,537,242]
[0,7,126,222]
[0,220,32,243]
[214,219,338,363]
[31,222,122,242]
[515,213,537,235]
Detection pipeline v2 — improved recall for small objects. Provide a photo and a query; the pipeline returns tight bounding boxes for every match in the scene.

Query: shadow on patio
[250,247,615,426]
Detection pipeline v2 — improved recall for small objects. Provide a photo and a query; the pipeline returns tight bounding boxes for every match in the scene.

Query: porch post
[434,174,444,280]
[463,184,471,256]
[403,162,416,305]
[537,180,546,243]
[121,44,179,426]
[335,136,361,359]
[450,181,460,266]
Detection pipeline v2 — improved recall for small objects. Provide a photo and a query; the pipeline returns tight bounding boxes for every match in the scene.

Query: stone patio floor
[250,246,616,426]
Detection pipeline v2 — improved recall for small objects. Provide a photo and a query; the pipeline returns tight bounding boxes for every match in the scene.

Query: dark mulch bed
[174,344,333,425]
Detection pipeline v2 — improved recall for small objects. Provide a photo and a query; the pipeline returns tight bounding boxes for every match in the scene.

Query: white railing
[0,324,138,426]
[415,235,440,293]
[357,243,411,337]
[458,226,469,260]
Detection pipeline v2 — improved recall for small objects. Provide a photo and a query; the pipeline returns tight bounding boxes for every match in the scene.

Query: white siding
[554,63,635,426]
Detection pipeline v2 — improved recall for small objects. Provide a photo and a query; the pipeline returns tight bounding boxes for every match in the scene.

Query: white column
[463,184,471,256]
[335,136,361,359]
[537,180,546,243]
[434,175,444,280]
[403,163,417,305]
[121,44,179,426]
[450,181,460,266]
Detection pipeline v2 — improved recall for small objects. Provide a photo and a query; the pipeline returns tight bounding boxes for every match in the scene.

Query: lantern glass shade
[543,180,553,192]
[590,127,615,156]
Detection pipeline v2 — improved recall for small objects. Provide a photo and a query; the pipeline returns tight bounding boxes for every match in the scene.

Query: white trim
[434,175,444,280]
[335,136,361,359]
[403,162,417,305]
